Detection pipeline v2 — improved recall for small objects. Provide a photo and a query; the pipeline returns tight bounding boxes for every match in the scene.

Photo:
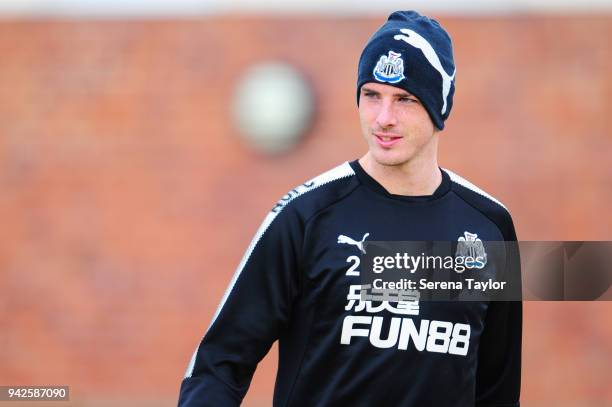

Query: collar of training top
[349,160,451,202]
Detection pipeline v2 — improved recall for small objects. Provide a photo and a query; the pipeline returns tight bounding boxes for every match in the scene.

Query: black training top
[178,160,522,407]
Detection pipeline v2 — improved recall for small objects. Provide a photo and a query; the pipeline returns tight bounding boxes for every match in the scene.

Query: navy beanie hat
[357,10,456,130]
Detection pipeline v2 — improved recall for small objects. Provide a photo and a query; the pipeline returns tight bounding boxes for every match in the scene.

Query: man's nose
[376,100,397,128]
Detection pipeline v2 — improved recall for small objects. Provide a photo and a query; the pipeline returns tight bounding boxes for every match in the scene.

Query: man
[178,10,521,406]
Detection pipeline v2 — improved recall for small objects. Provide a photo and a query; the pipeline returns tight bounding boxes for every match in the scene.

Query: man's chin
[371,151,411,167]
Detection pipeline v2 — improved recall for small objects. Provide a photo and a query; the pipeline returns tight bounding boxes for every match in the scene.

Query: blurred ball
[232,62,314,155]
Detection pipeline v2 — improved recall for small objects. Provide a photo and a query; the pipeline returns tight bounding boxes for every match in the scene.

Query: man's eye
[364,92,377,98]
[399,97,417,103]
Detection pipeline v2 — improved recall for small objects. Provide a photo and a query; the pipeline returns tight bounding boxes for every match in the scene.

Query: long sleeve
[475,300,522,406]
[178,204,303,407]
[475,218,522,407]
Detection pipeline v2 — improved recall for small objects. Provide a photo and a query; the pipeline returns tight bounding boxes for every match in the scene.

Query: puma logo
[337,233,370,254]
[393,28,456,115]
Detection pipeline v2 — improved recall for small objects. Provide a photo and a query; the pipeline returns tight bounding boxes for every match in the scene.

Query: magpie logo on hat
[373,51,405,84]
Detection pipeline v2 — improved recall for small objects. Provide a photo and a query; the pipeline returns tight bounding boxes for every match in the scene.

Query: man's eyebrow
[361,86,414,97]
[361,86,378,93]
[393,92,415,97]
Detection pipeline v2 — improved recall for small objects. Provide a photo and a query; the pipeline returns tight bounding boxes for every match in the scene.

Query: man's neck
[358,153,442,196]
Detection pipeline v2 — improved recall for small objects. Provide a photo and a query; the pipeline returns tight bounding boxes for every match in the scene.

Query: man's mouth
[374,133,402,147]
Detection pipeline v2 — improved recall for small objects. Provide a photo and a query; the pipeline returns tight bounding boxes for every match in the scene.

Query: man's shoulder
[270,161,358,219]
[443,167,517,240]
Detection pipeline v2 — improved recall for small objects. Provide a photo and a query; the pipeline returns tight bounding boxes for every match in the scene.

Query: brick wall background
[0,15,610,406]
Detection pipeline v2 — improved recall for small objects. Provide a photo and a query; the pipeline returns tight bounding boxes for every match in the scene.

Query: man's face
[358,82,437,167]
